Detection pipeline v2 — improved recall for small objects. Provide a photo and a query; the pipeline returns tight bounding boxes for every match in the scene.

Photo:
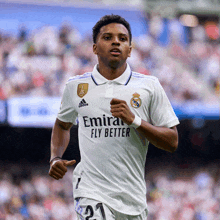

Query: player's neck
[97,63,127,80]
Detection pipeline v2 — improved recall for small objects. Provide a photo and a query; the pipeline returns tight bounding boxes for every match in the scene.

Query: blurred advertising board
[0,100,7,124]
[6,98,220,128]
[173,102,220,120]
[7,97,61,128]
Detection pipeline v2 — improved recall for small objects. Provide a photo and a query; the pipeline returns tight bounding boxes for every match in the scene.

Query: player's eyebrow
[102,32,128,38]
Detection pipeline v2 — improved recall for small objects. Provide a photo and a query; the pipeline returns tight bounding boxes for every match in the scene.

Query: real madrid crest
[77,83,89,98]
[130,93,141,108]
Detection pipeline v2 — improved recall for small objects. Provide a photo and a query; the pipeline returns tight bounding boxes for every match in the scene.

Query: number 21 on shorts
[75,198,106,220]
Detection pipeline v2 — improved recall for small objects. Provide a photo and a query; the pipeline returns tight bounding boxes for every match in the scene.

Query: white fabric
[74,197,148,220]
[57,64,179,215]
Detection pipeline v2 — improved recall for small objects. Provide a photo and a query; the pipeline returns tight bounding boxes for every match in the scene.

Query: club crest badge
[77,83,89,98]
[130,93,141,108]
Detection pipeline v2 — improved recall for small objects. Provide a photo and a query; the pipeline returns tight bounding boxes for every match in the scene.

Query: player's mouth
[110,48,121,56]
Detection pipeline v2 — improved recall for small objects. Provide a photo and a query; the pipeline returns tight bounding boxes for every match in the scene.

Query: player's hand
[49,159,76,180]
[110,98,135,125]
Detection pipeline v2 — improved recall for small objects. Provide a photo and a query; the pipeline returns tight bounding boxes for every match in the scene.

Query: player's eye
[104,36,111,40]
[120,37,127,41]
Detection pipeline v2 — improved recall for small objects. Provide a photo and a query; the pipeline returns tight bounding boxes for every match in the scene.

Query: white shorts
[74,197,148,220]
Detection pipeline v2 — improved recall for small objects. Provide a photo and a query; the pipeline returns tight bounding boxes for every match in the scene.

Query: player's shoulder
[66,72,92,85]
[131,72,159,83]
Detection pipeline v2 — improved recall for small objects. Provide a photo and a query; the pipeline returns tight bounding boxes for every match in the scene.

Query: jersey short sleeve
[150,78,179,128]
[57,83,78,125]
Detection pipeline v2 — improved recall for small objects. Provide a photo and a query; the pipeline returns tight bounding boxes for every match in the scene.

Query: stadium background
[0,0,220,219]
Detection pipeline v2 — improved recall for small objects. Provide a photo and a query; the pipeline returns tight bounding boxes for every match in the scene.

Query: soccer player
[49,14,179,220]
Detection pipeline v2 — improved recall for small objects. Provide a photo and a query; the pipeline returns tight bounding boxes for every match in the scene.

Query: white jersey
[57,64,179,215]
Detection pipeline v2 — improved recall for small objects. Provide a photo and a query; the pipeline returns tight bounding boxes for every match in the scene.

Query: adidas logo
[79,99,89,108]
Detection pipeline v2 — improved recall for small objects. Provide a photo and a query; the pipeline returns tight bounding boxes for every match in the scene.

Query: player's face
[93,23,132,68]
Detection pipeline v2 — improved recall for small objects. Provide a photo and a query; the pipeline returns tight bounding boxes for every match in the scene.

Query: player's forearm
[136,120,178,153]
[50,119,72,160]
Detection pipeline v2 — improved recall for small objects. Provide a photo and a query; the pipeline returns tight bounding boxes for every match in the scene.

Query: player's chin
[108,59,123,68]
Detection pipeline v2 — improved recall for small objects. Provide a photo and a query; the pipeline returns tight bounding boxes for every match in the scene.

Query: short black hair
[92,14,132,45]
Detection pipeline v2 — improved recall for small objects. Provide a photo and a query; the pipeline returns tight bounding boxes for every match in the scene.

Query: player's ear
[128,44,132,57]
[93,44,98,55]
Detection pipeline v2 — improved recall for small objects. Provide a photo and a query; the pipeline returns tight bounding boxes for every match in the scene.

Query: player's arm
[49,118,76,180]
[110,98,178,153]
[136,122,178,153]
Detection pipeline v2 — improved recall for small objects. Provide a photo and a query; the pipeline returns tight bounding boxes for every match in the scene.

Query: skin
[49,119,75,180]
[49,22,178,180]
[93,23,132,80]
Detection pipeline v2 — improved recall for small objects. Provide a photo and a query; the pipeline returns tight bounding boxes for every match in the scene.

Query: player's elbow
[169,127,178,153]
[169,139,178,153]
[156,140,178,153]
[170,143,178,153]
[162,136,178,153]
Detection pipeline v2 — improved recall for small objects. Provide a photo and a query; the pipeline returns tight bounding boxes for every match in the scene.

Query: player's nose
[112,36,120,45]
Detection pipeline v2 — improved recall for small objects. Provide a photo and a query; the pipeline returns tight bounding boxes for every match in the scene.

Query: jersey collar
[91,63,132,85]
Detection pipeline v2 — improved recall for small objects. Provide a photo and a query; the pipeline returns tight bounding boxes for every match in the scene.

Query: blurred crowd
[146,161,220,220]
[0,163,77,220]
[0,13,219,103]
[0,161,219,220]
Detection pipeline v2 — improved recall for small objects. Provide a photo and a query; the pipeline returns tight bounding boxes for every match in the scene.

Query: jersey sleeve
[149,78,179,128]
[57,83,78,125]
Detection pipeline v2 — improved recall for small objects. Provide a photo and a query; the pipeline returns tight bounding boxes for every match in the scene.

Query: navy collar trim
[91,71,132,86]
[124,72,132,85]
[91,74,98,85]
